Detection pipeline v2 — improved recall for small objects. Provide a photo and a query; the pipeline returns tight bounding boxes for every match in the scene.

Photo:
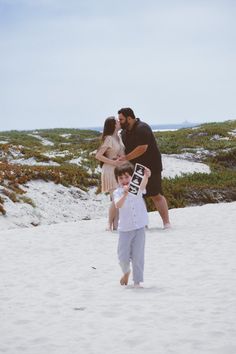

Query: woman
[96,116,125,231]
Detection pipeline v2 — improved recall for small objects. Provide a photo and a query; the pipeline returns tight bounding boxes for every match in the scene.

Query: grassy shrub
[0,203,6,215]
[0,161,97,190]
[0,131,42,148]
[2,188,18,202]
[51,155,74,164]
[20,196,36,207]
[1,122,236,215]
[0,196,6,215]
[34,128,100,147]
[21,149,51,162]
[145,170,236,211]
[7,182,26,195]
[155,120,236,154]
[0,129,101,163]
[209,148,236,169]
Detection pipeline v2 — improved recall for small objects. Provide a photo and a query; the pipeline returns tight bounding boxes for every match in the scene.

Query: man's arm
[119,145,148,161]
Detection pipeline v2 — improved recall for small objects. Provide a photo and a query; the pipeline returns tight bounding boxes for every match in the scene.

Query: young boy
[113,162,151,288]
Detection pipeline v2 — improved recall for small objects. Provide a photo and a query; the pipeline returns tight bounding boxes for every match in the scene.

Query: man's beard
[120,119,129,130]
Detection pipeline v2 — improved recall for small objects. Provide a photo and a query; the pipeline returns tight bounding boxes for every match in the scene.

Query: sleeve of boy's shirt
[113,188,122,205]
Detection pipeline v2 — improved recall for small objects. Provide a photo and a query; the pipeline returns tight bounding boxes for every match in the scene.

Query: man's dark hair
[118,107,136,119]
[114,162,134,182]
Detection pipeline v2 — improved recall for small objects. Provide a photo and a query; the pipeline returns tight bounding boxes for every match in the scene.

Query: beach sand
[0,202,235,354]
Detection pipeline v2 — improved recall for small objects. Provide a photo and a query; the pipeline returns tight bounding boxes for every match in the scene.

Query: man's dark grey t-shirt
[121,119,163,173]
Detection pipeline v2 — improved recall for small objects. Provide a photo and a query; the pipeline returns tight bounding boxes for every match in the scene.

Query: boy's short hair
[114,162,134,182]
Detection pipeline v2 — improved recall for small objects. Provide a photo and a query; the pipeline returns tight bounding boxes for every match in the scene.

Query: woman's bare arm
[118,145,148,161]
[95,146,117,166]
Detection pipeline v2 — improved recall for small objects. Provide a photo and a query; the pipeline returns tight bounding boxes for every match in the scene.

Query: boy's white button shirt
[113,187,148,232]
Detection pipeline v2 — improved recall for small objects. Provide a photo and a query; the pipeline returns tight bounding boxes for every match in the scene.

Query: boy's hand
[123,185,129,195]
[144,167,151,178]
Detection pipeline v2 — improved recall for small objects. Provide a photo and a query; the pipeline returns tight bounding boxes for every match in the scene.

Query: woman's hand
[114,159,125,167]
[117,155,127,162]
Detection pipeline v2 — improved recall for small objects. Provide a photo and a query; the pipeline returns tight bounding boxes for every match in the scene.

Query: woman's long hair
[99,116,116,167]
[101,116,116,141]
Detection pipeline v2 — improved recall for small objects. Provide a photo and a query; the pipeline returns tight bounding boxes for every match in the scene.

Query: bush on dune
[209,148,236,169]
[0,203,6,215]
[155,120,236,154]
[0,161,99,213]
[145,170,236,211]
[1,121,236,216]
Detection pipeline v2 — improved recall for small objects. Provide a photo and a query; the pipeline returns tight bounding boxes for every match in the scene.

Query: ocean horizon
[0,122,200,133]
[88,121,199,132]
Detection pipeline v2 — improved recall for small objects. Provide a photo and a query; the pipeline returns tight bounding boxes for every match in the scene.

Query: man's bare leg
[151,194,170,227]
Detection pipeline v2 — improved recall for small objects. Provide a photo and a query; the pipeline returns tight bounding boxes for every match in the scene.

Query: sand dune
[1,155,210,230]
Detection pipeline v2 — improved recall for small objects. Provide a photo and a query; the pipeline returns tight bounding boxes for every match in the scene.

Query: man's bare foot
[163,223,171,229]
[120,271,130,286]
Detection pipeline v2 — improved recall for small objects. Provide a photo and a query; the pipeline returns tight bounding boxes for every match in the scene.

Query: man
[118,107,171,229]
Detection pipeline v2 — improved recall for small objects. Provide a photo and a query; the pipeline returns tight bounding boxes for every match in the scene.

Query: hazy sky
[0,0,236,130]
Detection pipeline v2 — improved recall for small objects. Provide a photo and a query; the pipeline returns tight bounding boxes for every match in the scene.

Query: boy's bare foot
[120,271,130,286]
[134,283,144,288]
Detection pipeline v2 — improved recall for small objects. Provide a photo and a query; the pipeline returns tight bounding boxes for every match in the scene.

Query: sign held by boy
[128,163,147,196]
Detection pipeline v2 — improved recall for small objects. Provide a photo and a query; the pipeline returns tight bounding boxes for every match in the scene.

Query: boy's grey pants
[118,227,145,284]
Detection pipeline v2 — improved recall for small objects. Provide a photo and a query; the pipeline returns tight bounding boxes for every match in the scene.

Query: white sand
[10,158,60,166]
[27,134,54,146]
[0,202,235,354]
[0,181,110,230]
[162,155,210,178]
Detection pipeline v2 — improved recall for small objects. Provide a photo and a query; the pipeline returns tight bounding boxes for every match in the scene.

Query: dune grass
[0,121,236,215]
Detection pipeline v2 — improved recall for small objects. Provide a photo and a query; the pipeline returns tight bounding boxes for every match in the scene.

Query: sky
[0,0,236,131]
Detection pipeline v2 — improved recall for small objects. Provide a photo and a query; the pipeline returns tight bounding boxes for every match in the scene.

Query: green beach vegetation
[144,120,236,211]
[0,120,236,215]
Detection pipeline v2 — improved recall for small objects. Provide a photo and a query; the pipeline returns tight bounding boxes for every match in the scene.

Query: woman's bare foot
[120,271,130,286]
